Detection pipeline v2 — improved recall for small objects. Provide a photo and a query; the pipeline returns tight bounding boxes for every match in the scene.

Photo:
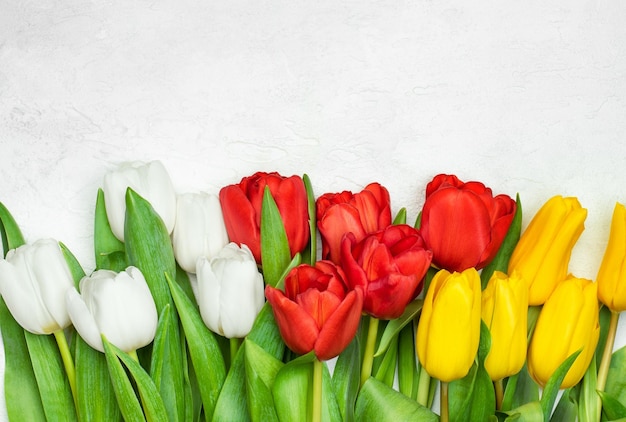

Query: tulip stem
[495,379,504,410]
[416,365,431,406]
[596,310,619,420]
[312,358,323,422]
[54,330,77,407]
[361,316,379,387]
[440,381,449,422]
[230,337,242,365]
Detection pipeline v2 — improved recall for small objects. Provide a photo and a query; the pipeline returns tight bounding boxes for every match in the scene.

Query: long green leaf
[302,173,317,266]
[94,188,126,272]
[0,202,46,421]
[25,332,78,421]
[540,350,581,421]
[260,186,291,288]
[332,336,361,422]
[374,299,422,357]
[124,188,185,422]
[551,388,578,422]
[355,377,438,421]
[397,322,418,399]
[244,339,283,422]
[106,338,169,421]
[166,273,226,421]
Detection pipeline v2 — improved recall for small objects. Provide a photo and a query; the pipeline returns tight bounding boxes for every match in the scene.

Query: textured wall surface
[1,1,626,418]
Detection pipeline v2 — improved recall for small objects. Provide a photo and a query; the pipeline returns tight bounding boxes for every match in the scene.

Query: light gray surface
[2,1,626,418]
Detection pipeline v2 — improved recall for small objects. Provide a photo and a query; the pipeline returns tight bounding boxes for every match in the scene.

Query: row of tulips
[0,160,625,421]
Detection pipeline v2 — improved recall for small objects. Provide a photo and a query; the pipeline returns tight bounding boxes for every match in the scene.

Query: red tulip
[340,224,432,320]
[420,174,516,272]
[265,261,363,360]
[219,172,310,263]
[316,182,392,264]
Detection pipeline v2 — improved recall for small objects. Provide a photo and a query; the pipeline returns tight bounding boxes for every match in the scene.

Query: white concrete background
[1,1,626,418]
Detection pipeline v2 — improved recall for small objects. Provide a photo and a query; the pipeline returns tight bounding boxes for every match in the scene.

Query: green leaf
[598,391,626,420]
[605,346,626,405]
[374,299,423,357]
[0,200,25,254]
[332,336,361,422]
[374,334,398,388]
[578,354,599,422]
[165,273,226,421]
[102,337,148,422]
[244,339,283,422]
[540,350,581,421]
[260,185,291,287]
[480,193,522,289]
[104,337,168,421]
[503,401,544,422]
[124,188,185,421]
[414,211,422,230]
[501,363,540,412]
[397,322,419,400]
[355,377,438,422]
[94,188,126,271]
[272,353,341,422]
[392,208,407,225]
[25,332,78,421]
[0,202,45,421]
[449,362,495,422]
[551,388,578,422]
[302,173,317,266]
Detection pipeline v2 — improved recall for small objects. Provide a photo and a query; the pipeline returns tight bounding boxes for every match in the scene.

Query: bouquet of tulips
[0,160,625,422]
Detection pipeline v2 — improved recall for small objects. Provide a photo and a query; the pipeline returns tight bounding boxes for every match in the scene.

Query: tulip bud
[66,266,158,353]
[219,171,309,264]
[340,224,432,320]
[481,271,528,381]
[508,195,587,306]
[265,260,363,361]
[316,182,392,264]
[417,268,481,382]
[597,202,626,312]
[172,192,229,273]
[527,276,600,389]
[0,238,74,334]
[196,243,265,338]
[103,160,177,242]
[420,174,516,272]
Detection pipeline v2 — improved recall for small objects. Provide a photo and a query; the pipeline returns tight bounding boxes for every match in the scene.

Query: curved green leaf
[374,299,422,357]
[260,186,291,288]
[332,336,361,422]
[303,173,317,266]
[94,188,126,272]
[540,350,581,421]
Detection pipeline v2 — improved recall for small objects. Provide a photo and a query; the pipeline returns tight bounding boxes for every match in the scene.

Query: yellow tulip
[508,195,587,306]
[597,202,626,312]
[482,271,528,381]
[417,268,481,382]
[527,276,600,389]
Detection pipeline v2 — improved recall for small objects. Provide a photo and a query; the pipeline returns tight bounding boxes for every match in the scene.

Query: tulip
[316,182,392,264]
[508,195,587,306]
[527,276,600,389]
[103,160,177,242]
[265,260,363,361]
[219,171,309,264]
[419,174,516,273]
[195,243,265,338]
[481,271,528,382]
[0,238,75,335]
[597,202,626,312]
[65,266,158,353]
[417,268,482,383]
[340,224,432,320]
[172,192,230,273]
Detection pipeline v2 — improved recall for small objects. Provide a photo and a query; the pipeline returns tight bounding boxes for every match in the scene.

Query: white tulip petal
[196,257,222,335]
[219,260,264,338]
[66,287,104,352]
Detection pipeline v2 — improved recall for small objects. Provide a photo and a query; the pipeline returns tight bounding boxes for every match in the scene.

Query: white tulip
[172,192,229,273]
[196,243,264,338]
[103,160,177,242]
[0,238,75,334]
[65,266,158,353]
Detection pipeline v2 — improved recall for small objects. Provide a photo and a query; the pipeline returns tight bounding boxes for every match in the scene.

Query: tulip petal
[265,286,318,355]
[67,287,104,352]
[315,288,363,360]
[318,204,368,263]
[196,258,223,335]
[219,185,262,262]
[219,260,264,338]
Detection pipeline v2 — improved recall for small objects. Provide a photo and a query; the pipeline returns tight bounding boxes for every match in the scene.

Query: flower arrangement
[0,160,625,422]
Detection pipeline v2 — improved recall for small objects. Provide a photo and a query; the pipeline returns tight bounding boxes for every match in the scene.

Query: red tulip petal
[315,288,363,360]
[295,288,342,330]
[319,205,368,263]
[265,285,318,355]
[365,273,420,319]
[219,185,262,262]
